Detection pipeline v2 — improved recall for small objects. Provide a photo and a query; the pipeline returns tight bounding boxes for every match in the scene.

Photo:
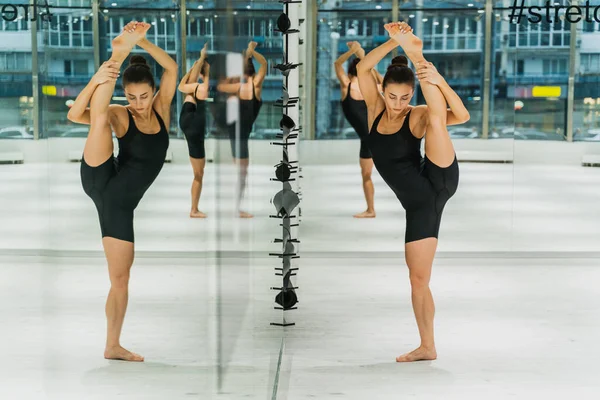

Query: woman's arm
[248,42,268,88]
[372,69,384,85]
[178,59,203,94]
[136,37,178,116]
[334,47,355,87]
[179,43,208,94]
[200,62,210,91]
[67,61,120,125]
[190,43,208,83]
[356,39,397,124]
[417,62,470,125]
[217,82,240,94]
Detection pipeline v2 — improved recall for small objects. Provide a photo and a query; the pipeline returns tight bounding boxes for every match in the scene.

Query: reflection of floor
[0,256,282,400]
[0,162,599,253]
[2,256,598,399]
[277,257,600,399]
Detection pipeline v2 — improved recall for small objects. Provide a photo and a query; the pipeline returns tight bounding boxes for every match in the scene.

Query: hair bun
[388,55,409,70]
[129,55,150,69]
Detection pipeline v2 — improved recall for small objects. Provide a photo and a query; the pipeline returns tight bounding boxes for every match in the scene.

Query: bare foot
[111,23,150,57]
[239,211,254,218]
[190,210,207,218]
[395,346,437,363]
[386,22,426,64]
[353,210,376,218]
[104,345,144,362]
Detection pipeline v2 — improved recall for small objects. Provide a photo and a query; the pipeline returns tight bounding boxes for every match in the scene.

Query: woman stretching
[356,22,470,362]
[217,41,267,218]
[334,41,383,218]
[67,21,178,362]
[178,43,210,218]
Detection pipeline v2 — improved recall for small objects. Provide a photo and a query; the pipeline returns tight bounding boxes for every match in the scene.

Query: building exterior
[1,0,599,140]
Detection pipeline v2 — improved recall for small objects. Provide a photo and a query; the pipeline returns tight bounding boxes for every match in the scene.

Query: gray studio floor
[1,160,600,399]
[1,256,599,399]
[1,160,600,254]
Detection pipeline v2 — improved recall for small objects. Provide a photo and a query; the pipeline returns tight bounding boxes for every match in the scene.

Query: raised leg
[102,237,144,362]
[391,24,455,168]
[354,157,376,218]
[396,237,438,362]
[189,156,206,218]
[83,28,143,167]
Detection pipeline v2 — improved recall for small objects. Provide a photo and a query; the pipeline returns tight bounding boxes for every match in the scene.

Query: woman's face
[383,82,413,115]
[124,83,154,113]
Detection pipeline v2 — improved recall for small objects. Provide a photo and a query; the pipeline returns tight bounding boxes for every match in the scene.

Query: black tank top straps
[118,107,169,171]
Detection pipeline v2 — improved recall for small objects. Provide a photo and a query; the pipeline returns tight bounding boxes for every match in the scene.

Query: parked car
[448,126,478,139]
[574,128,600,141]
[58,127,90,138]
[0,126,34,139]
[514,128,559,141]
[57,127,116,138]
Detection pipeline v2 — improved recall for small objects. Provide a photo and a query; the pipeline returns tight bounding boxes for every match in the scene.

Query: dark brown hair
[347,58,360,77]
[382,55,414,89]
[122,55,155,89]
[244,57,256,77]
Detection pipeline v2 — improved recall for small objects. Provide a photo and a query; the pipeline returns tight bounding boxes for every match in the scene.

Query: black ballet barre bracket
[270,178,296,183]
[270,286,299,291]
[273,306,298,311]
[275,273,297,277]
[273,164,298,170]
[270,141,297,146]
[268,252,299,257]
[274,62,302,71]
[274,29,300,35]
[270,322,296,327]
[273,239,300,243]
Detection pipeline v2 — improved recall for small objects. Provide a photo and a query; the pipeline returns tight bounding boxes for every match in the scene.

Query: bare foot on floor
[104,346,144,362]
[395,346,437,363]
[353,210,376,218]
[190,210,207,218]
[239,211,254,218]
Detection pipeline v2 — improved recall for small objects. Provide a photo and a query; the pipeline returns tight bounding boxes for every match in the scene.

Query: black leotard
[367,109,459,243]
[80,108,169,243]
[341,82,371,159]
[230,83,262,159]
[179,84,206,159]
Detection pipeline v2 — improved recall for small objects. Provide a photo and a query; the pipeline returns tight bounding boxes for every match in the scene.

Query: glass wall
[313,0,600,142]
[0,2,34,140]
[0,1,283,398]
[185,6,284,140]
[316,1,487,140]
[574,0,600,141]
[3,1,600,144]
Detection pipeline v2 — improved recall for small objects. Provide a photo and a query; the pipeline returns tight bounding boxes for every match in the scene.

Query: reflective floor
[1,256,599,399]
[1,161,599,254]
